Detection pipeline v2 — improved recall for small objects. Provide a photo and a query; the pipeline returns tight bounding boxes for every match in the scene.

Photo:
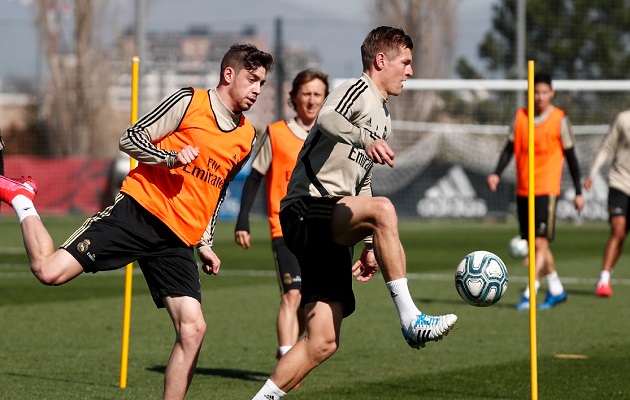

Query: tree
[472,0,630,80]
[34,0,126,157]
[458,0,630,124]
[369,0,458,149]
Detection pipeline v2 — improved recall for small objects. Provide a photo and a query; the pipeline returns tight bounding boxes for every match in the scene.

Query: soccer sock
[11,195,39,223]
[252,379,286,400]
[599,269,612,284]
[522,280,540,299]
[546,271,565,296]
[278,345,292,358]
[385,278,421,327]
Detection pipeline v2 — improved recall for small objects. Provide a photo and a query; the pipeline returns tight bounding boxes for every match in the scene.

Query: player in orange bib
[235,69,329,371]
[487,72,585,311]
[0,44,273,399]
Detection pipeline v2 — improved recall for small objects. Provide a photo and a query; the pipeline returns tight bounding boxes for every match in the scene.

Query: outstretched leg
[162,295,207,400]
[0,175,84,284]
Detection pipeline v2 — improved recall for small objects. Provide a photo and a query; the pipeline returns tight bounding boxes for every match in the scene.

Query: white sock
[252,379,286,400]
[599,269,612,284]
[546,271,565,296]
[522,280,540,299]
[11,195,39,223]
[385,278,420,327]
[278,345,292,357]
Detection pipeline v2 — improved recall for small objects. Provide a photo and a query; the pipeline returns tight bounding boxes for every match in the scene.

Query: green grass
[1,216,629,399]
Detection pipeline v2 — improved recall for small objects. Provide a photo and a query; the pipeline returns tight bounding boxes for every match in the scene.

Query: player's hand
[352,247,379,282]
[583,177,593,191]
[366,139,395,168]
[574,194,585,215]
[173,145,200,168]
[486,174,500,192]
[199,248,221,275]
[234,230,251,249]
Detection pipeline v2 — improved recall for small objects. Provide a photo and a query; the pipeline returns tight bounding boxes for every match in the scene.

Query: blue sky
[0,0,496,80]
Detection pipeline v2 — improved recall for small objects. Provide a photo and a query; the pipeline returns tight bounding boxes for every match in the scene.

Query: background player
[487,72,585,310]
[234,69,329,365]
[584,108,630,297]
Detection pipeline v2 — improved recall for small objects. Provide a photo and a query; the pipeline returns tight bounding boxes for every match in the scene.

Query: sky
[0,0,497,82]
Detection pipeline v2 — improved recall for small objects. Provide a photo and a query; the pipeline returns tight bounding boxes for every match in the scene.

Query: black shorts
[272,237,301,294]
[608,187,630,230]
[280,197,355,318]
[516,195,557,241]
[62,194,201,309]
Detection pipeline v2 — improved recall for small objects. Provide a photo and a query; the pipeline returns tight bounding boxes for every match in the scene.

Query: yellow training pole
[120,55,140,389]
[527,60,539,400]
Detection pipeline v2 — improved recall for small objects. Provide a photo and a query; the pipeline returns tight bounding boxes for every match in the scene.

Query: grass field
[1,215,629,399]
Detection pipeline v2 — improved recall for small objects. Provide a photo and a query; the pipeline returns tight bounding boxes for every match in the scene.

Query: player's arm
[584,114,621,190]
[119,88,194,169]
[560,116,584,213]
[486,140,514,192]
[234,130,270,249]
[317,82,382,150]
[352,158,378,281]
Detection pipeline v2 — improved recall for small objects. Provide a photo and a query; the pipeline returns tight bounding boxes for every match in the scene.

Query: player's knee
[611,225,626,239]
[281,289,301,308]
[309,337,339,364]
[371,197,398,227]
[178,319,207,346]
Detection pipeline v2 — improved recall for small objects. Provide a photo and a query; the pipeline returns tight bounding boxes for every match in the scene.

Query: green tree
[458,0,630,124]
[474,0,630,79]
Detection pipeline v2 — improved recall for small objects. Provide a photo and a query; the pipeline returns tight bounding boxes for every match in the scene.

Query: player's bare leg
[21,217,85,285]
[277,288,303,356]
[256,301,343,397]
[331,196,456,348]
[596,215,626,296]
[162,295,207,400]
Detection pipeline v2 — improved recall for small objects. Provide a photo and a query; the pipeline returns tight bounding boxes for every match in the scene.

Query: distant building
[109,24,322,129]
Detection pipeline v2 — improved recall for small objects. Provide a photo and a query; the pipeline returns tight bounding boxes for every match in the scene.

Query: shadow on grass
[147,365,268,382]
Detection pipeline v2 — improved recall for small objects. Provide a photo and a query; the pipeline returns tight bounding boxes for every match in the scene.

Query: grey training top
[281,73,390,209]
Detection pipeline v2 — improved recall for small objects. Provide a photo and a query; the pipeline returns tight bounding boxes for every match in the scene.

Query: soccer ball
[454,250,509,307]
[508,235,528,258]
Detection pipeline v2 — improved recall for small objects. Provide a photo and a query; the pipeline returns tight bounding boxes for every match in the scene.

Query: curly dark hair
[220,43,274,76]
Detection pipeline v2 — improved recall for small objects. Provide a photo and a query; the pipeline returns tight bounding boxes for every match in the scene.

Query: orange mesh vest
[121,89,256,246]
[513,107,565,196]
[266,121,305,238]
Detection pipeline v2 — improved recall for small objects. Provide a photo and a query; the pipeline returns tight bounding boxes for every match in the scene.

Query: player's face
[382,46,413,97]
[228,66,267,112]
[534,82,554,114]
[293,78,327,124]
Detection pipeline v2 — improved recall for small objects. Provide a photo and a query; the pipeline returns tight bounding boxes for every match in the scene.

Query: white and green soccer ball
[455,250,509,307]
[508,235,529,258]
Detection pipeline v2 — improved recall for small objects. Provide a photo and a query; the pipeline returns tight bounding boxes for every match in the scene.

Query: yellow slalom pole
[120,55,140,389]
[527,60,539,400]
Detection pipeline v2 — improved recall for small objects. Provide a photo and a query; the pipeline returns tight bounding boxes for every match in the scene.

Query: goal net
[361,78,630,221]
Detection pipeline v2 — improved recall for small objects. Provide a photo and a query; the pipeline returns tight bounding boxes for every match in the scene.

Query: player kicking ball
[251,26,457,400]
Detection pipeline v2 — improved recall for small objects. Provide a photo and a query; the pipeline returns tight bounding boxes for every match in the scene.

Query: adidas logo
[264,395,276,400]
[416,329,431,343]
[417,165,486,218]
[390,291,398,298]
